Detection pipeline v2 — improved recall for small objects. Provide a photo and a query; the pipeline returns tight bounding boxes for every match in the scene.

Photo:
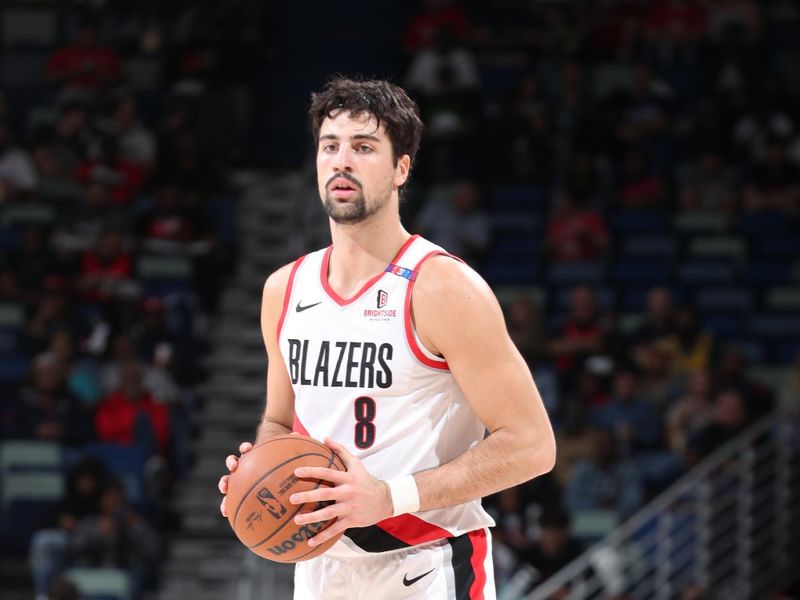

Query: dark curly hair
[309,77,424,169]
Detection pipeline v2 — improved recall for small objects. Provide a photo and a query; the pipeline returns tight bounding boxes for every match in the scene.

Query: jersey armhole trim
[276,255,307,344]
[404,250,462,371]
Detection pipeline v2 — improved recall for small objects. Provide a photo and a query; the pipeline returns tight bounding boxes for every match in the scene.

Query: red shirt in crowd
[546,211,608,262]
[95,390,170,454]
[76,160,145,205]
[45,45,122,88]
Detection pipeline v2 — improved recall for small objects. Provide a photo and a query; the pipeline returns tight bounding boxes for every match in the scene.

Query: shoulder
[262,260,299,300]
[413,254,498,313]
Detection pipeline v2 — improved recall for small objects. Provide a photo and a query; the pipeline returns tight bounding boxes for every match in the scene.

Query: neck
[327,206,411,297]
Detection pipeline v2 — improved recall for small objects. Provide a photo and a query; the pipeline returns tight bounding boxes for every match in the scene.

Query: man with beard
[217,78,555,599]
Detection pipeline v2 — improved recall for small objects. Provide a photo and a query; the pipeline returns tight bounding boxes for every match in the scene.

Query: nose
[332,145,354,172]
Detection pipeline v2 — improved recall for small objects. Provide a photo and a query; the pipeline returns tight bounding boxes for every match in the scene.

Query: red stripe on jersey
[320,234,419,307]
[375,513,452,546]
[292,413,310,436]
[468,529,488,600]
[276,256,307,343]
[403,250,450,370]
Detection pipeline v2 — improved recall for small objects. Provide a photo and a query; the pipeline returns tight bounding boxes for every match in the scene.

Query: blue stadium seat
[774,341,800,364]
[481,262,539,285]
[744,262,792,285]
[609,211,667,233]
[748,314,800,338]
[487,236,541,259]
[678,261,736,285]
[758,237,800,258]
[726,340,766,364]
[0,356,29,385]
[701,313,742,337]
[737,211,788,236]
[695,287,753,312]
[612,261,671,285]
[547,261,605,285]
[0,330,19,355]
[82,443,147,505]
[621,235,678,259]
[488,184,548,211]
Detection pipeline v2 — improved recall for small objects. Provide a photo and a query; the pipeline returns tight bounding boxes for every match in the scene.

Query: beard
[323,186,391,225]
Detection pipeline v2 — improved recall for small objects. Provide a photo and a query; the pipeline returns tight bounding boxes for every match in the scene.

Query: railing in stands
[500,409,800,600]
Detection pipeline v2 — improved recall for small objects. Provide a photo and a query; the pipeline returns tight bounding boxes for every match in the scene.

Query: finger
[239,441,253,454]
[309,520,348,547]
[294,466,348,484]
[290,487,339,506]
[220,497,227,517]
[218,475,229,494]
[294,504,340,525]
[225,455,239,472]
[323,437,354,469]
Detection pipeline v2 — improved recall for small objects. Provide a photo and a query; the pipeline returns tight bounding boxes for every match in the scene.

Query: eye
[357,144,373,154]
[321,143,337,153]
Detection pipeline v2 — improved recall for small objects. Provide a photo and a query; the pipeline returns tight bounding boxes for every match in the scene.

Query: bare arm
[412,256,556,510]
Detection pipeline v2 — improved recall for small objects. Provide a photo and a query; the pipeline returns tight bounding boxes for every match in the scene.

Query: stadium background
[0,0,798,598]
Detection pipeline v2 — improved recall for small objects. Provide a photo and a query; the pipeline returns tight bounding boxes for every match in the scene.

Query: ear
[394,154,411,188]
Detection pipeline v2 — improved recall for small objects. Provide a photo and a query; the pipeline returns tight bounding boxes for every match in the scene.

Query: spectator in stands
[685,387,750,465]
[45,17,122,92]
[76,137,146,206]
[1,226,58,307]
[618,64,672,147]
[34,102,94,183]
[549,285,613,385]
[1,352,94,446]
[77,229,135,304]
[591,366,663,456]
[615,148,668,209]
[403,0,472,51]
[638,340,682,411]
[545,191,609,262]
[633,286,675,343]
[48,329,101,406]
[565,426,645,519]
[30,458,109,599]
[666,368,714,454]
[406,25,479,96]
[676,145,739,213]
[643,0,707,53]
[713,346,774,419]
[48,577,79,600]
[660,304,716,380]
[414,180,490,264]
[0,121,38,201]
[742,136,800,216]
[521,509,585,587]
[71,480,160,599]
[102,93,157,173]
[26,278,75,354]
[52,179,124,256]
[505,294,546,366]
[95,358,170,456]
[583,0,642,61]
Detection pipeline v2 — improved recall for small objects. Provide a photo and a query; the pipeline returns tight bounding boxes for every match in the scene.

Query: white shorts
[293,528,495,600]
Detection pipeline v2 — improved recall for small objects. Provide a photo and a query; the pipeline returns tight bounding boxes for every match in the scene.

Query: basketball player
[218,78,556,599]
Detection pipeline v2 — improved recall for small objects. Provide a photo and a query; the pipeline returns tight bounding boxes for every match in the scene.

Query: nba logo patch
[377,289,388,309]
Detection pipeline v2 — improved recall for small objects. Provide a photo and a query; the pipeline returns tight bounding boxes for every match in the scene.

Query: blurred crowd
[0,2,256,598]
[398,0,800,594]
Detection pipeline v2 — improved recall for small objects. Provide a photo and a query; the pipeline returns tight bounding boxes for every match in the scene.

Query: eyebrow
[319,133,382,143]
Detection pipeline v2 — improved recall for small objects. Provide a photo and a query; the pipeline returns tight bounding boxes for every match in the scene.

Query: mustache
[326,172,362,190]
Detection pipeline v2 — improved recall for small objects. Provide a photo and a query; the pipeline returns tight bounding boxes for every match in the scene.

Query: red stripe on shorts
[375,513,452,547]
[468,529,488,600]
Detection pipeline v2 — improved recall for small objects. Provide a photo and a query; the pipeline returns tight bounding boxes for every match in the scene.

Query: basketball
[226,434,347,563]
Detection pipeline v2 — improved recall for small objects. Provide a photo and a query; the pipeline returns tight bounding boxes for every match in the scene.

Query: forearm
[413,426,554,512]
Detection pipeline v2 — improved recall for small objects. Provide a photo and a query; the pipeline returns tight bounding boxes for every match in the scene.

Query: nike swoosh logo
[295,301,322,313]
[402,568,435,587]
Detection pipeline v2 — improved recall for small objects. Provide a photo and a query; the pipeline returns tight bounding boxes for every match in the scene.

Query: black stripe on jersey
[343,525,410,553]
[448,532,475,600]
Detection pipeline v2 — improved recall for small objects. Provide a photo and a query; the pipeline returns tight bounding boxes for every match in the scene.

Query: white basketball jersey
[277,235,495,556]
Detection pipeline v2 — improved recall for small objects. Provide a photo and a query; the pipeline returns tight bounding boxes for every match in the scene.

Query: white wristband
[386,475,420,516]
